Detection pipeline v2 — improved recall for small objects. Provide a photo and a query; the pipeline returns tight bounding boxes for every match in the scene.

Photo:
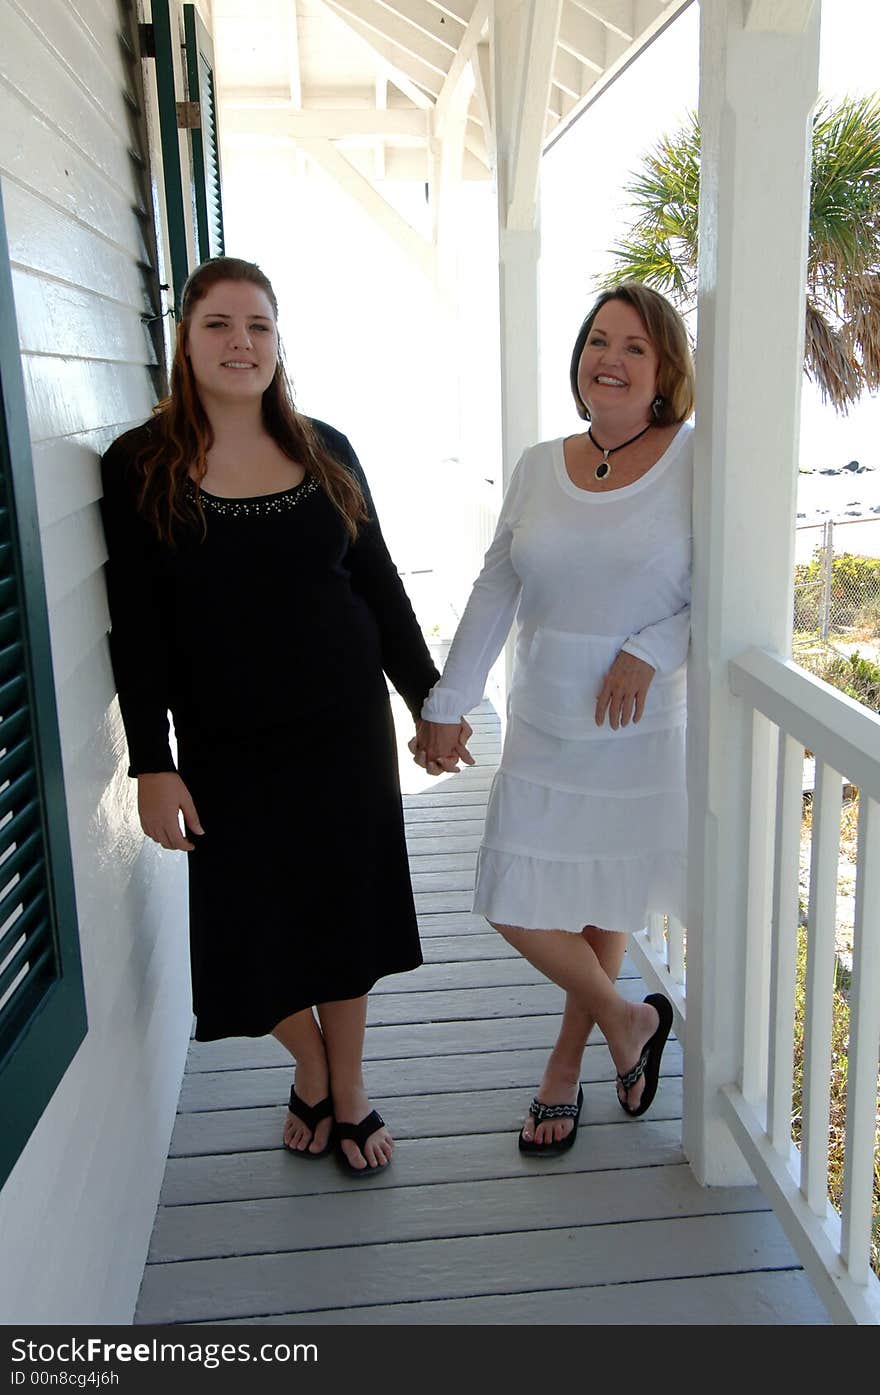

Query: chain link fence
[793,518,880,651]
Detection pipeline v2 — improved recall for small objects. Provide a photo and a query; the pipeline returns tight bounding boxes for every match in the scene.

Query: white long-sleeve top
[422,424,693,739]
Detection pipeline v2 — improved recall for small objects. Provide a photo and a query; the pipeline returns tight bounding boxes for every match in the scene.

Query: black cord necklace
[588,422,653,481]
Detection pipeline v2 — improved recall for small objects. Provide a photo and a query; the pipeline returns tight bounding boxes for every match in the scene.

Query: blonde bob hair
[569,281,695,426]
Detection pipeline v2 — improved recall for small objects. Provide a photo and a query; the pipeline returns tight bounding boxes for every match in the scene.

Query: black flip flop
[284,1086,334,1159]
[518,1085,583,1155]
[616,993,674,1118]
[335,1109,390,1177]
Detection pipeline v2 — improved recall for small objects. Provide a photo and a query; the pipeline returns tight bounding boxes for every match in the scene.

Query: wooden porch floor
[135,701,829,1325]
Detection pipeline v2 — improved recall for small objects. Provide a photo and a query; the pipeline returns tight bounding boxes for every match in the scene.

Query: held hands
[595,651,656,729]
[408,718,476,776]
[137,772,204,852]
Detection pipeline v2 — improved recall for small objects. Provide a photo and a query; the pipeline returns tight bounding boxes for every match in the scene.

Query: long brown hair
[132,257,367,543]
[569,281,695,426]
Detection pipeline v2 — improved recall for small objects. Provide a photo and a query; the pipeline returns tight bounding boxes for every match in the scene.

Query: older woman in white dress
[413,282,694,1153]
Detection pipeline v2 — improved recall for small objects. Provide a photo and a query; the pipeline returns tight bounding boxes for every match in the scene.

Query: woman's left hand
[595,651,656,729]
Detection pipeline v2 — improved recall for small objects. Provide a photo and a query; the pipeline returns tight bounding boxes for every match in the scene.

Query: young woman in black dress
[100,257,468,1173]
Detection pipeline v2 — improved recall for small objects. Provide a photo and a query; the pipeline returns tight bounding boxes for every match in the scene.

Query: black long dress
[100,418,439,1041]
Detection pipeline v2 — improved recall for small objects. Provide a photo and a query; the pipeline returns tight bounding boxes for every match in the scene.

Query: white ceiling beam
[471,38,492,156]
[507,0,563,229]
[569,0,635,41]
[558,5,607,72]
[423,0,473,23]
[323,0,454,78]
[434,0,488,133]
[223,107,430,138]
[314,0,435,108]
[463,127,489,170]
[552,48,586,100]
[371,0,467,47]
[295,137,436,280]
[286,0,302,106]
[374,75,387,178]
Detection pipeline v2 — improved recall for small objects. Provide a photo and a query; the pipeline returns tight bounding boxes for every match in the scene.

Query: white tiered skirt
[473,712,687,935]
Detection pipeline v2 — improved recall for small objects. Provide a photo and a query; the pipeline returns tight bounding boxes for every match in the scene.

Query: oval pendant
[595,460,610,480]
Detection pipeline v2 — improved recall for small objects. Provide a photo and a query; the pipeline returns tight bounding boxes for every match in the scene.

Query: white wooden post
[684,0,820,1186]
[488,0,561,699]
[490,0,562,488]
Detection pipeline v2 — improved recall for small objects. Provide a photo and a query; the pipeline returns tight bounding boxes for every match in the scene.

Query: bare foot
[333,1083,393,1171]
[283,1055,332,1155]
[520,1065,581,1147]
[609,999,660,1113]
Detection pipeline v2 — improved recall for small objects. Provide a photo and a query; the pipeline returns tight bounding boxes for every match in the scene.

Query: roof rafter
[315,0,436,108]
[286,0,302,106]
[322,0,454,79]
[369,0,467,48]
[295,136,436,281]
[434,0,488,133]
[569,0,636,42]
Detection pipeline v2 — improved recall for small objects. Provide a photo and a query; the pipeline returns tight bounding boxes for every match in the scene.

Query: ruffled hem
[472,845,686,935]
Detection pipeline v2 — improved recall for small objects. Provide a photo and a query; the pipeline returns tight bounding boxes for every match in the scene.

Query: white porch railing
[725,647,880,1324]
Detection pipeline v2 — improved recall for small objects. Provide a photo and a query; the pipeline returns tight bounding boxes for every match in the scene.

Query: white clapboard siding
[137,705,826,1326]
[0,0,191,1328]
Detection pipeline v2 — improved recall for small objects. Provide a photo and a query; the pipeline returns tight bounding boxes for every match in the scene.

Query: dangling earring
[651,395,664,420]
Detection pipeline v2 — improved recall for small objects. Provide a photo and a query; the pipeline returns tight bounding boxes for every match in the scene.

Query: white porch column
[685,0,820,1185]
[490,0,562,488]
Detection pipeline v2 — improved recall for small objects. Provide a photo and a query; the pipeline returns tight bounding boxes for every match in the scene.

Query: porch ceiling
[213,0,692,181]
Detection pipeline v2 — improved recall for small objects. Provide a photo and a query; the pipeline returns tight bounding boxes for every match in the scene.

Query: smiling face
[184,280,279,407]
[576,298,660,425]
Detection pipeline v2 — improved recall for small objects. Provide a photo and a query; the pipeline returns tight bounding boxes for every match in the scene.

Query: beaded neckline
[185,471,319,517]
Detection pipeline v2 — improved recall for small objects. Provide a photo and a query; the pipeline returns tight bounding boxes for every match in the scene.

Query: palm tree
[602,95,880,413]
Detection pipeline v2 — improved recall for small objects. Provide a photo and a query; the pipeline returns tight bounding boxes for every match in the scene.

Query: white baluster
[742,709,778,1114]
[647,911,664,954]
[841,794,880,1285]
[768,731,805,1152]
[801,761,843,1214]
[666,914,685,986]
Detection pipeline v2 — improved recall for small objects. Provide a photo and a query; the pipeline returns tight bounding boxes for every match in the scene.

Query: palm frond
[843,272,880,391]
[607,94,880,414]
[805,300,864,411]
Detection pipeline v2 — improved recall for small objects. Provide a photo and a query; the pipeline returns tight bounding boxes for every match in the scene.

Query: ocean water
[796,465,880,561]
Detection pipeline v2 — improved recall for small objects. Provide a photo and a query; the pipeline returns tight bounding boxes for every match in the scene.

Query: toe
[341,1139,368,1170]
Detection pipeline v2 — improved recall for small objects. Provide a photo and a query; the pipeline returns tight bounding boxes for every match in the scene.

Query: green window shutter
[183,4,225,263]
[150,2,225,314]
[150,0,190,316]
[0,185,86,1190]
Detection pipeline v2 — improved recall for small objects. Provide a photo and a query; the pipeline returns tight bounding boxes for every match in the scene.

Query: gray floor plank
[364,978,648,1026]
[148,1162,760,1263]
[176,1041,683,1113]
[404,790,491,809]
[376,954,638,993]
[404,819,486,838]
[169,1077,684,1156]
[183,1013,677,1081]
[420,933,517,961]
[135,1211,800,1323]
[218,1270,830,1326]
[410,870,476,892]
[407,835,483,857]
[415,891,479,911]
[158,1121,687,1207]
[407,851,479,872]
[416,911,491,934]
